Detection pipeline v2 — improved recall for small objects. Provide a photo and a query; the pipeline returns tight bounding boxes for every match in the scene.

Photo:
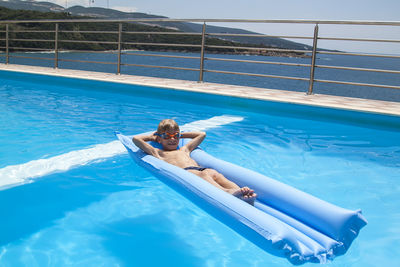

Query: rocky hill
[0,0,312,51]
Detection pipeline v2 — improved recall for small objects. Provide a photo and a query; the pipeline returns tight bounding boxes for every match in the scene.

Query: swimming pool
[0,70,399,266]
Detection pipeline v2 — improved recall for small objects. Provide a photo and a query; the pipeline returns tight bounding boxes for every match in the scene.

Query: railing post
[307,24,319,95]
[54,23,59,69]
[117,23,122,75]
[5,24,9,64]
[198,22,206,82]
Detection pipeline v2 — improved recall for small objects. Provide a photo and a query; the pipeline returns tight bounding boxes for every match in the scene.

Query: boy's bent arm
[181,131,206,152]
[132,134,160,157]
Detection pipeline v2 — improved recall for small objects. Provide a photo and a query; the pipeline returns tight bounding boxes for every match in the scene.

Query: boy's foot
[241,187,257,206]
[231,187,257,206]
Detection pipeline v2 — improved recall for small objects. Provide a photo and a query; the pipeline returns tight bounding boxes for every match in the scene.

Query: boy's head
[156,119,180,151]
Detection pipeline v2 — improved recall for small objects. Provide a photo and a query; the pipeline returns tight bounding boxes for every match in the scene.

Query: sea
[2,50,400,102]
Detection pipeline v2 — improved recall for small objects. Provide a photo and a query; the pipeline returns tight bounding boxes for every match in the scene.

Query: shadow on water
[100,214,203,266]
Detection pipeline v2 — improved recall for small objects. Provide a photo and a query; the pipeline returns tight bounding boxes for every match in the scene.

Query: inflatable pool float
[116,132,367,265]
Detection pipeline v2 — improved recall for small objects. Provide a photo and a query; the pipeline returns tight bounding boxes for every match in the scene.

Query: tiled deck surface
[1,63,400,117]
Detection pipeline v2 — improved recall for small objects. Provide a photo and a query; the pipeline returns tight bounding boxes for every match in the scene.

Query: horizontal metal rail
[206,45,312,54]
[204,69,310,81]
[9,38,54,42]
[123,52,200,60]
[58,39,118,45]
[0,18,399,99]
[5,46,53,51]
[59,30,118,34]
[123,42,201,48]
[124,31,202,36]
[205,56,311,67]
[8,55,54,61]
[58,58,117,65]
[314,78,400,90]
[316,64,400,74]
[319,37,400,43]
[317,50,400,59]
[57,49,118,54]
[208,33,314,40]
[122,63,199,72]
[9,30,55,33]
[0,47,118,54]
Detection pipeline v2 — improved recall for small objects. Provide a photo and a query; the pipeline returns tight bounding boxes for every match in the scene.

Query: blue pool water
[0,70,400,266]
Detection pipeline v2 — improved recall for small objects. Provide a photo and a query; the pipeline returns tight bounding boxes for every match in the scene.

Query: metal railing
[0,18,399,96]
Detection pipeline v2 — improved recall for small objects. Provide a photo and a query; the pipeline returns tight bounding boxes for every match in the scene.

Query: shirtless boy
[132,119,257,205]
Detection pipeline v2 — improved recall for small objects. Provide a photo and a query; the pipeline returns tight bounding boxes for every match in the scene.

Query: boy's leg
[205,169,240,190]
[208,170,257,205]
[187,169,257,205]
[188,170,232,192]
[206,170,256,202]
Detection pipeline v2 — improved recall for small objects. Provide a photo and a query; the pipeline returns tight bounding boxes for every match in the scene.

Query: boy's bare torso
[158,149,198,169]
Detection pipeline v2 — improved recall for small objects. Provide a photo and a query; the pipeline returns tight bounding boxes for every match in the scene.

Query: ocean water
[0,70,399,266]
[2,50,400,102]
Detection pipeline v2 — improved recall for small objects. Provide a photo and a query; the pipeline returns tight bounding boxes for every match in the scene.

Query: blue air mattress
[116,132,367,265]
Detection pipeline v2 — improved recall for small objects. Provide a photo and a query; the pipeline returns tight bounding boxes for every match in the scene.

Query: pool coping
[1,63,400,117]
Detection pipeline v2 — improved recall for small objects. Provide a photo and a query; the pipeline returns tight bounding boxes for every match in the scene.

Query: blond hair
[157,119,179,133]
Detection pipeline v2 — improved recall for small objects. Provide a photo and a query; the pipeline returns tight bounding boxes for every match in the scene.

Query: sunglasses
[155,132,181,139]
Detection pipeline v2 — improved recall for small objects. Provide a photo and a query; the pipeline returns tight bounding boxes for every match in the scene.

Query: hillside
[0,0,312,51]
[0,0,63,12]
[0,6,307,57]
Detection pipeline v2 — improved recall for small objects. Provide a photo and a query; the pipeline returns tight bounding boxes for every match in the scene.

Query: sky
[47,0,400,54]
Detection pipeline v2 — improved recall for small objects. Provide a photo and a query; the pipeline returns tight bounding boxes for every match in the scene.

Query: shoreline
[0,48,309,58]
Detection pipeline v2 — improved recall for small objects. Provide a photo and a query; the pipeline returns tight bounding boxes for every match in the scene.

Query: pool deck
[1,63,400,116]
